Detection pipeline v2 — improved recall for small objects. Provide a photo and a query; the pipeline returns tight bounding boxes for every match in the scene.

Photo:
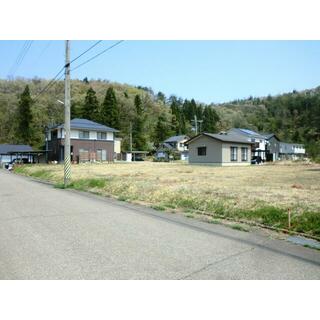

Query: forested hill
[0,78,319,159]
[215,87,320,158]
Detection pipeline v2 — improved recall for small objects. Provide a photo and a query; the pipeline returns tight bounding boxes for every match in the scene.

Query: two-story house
[228,128,284,161]
[47,118,118,163]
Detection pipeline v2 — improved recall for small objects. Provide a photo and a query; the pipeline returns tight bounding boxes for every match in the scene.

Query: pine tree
[154,113,169,148]
[82,87,99,121]
[101,87,120,129]
[132,94,147,150]
[17,85,33,145]
[202,106,220,133]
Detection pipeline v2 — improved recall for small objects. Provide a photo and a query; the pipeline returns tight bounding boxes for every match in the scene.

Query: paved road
[0,170,319,279]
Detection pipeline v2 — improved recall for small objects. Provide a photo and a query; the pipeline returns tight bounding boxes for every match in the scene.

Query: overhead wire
[71,40,124,72]
[8,40,33,77]
[33,40,124,102]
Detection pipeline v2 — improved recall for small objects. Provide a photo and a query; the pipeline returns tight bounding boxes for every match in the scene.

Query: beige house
[186,132,254,166]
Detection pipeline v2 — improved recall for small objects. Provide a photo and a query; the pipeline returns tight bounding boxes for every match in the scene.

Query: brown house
[47,118,118,163]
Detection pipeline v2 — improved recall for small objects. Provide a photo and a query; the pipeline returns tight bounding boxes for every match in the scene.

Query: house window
[230,147,238,161]
[179,142,184,148]
[241,147,248,161]
[197,146,206,156]
[79,131,89,139]
[97,132,107,140]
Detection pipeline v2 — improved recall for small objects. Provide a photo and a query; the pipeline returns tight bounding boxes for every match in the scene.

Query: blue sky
[0,40,319,103]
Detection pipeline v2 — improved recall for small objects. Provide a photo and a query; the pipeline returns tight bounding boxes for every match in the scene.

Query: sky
[0,40,319,104]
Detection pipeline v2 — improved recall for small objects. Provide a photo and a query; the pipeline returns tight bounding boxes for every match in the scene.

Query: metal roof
[164,135,189,143]
[228,128,266,139]
[186,132,254,145]
[0,144,33,154]
[51,118,118,132]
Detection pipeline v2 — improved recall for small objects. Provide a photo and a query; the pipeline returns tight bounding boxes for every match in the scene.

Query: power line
[7,41,29,76]
[8,40,33,77]
[33,67,65,102]
[33,40,124,103]
[33,40,104,102]
[70,40,102,65]
[71,40,124,72]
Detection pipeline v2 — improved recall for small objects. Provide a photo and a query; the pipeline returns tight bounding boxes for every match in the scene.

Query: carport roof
[0,144,33,154]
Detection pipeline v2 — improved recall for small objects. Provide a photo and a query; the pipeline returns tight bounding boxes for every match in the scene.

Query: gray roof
[164,135,189,143]
[0,144,33,154]
[186,132,255,145]
[228,128,266,140]
[52,118,118,132]
[157,142,175,151]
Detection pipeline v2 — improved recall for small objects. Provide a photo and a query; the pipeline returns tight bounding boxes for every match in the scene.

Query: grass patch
[185,213,194,219]
[208,219,222,225]
[68,178,107,190]
[303,244,320,251]
[230,224,249,232]
[117,196,128,202]
[151,205,166,211]
[54,183,66,189]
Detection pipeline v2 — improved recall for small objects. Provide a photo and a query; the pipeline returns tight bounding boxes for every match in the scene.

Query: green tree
[132,94,147,150]
[81,87,99,121]
[202,106,220,133]
[101,87,120,129]
[16,85,33,145]
[153,113,170,148]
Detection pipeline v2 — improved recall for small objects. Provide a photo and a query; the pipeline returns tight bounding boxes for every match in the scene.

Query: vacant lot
[15,162,320,237]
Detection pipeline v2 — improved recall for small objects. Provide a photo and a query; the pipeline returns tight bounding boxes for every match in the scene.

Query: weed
[230,224,249,232]
[151,205,166,211]
[303,244,320,251]
[209,219,221,224]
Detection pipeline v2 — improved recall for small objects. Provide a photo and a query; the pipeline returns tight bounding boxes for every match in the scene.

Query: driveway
[0,170,319,279]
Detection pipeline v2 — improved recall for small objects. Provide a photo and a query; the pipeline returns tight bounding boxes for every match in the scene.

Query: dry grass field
[15,161,320,237]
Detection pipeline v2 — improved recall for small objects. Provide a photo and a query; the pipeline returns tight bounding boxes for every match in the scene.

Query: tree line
[0,78,319,160]
[0,78,220,152]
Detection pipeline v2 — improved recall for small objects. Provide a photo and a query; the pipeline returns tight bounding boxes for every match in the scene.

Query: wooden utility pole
[129,122,133,152]
[64,40,71,186]
[192,115,198,135]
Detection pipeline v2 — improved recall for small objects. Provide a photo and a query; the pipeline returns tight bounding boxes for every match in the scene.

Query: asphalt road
[0,169,319,279]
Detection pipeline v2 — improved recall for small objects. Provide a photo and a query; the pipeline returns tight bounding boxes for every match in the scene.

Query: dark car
[251,156,262,164]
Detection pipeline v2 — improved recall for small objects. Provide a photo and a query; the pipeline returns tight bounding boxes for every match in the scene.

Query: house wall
[48,139,114,162]
[188,136,251,166]
[188,136,222,164]
[176,138,189,152]
[114,138,121,154]
[50,129,114,142]
[267,136,280,161]
[221,143,251,165]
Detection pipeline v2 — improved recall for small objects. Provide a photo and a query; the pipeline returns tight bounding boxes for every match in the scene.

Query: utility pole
[129,122,133,152]
[64,40,71,186]
[191,115,203,135]
[192,115,198,135]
